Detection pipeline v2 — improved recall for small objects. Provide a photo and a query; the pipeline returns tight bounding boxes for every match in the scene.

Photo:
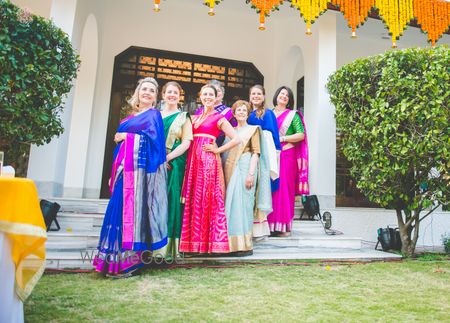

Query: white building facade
[11,0,450,249]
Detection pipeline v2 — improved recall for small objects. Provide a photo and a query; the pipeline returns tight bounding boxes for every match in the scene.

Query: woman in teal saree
[154,81,192,259]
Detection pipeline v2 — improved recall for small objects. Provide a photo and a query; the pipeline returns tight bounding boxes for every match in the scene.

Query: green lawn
[25,260,450,322]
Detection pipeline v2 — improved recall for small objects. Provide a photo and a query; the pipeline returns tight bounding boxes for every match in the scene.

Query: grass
[25,260,450,322]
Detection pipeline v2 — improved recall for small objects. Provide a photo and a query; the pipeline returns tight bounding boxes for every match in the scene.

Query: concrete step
[55,212,104,233]
[45,247,401,270]
[45,232,99,251]
[257,235,361,249]
[42,197,109,214]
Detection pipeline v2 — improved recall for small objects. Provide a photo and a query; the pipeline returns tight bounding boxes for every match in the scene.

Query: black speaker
[40,199,61,232]
[377,227,402,251]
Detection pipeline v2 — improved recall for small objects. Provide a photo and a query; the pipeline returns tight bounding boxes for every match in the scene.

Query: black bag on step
[301,195,321,220]
[40,199,61,232]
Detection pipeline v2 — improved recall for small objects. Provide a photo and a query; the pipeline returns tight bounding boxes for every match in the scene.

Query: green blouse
[285,113,304,135]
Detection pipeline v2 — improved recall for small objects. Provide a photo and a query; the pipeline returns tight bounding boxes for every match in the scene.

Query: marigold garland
[376,0,415,47]
[151,0,450,45]
[205,0,222,16]
[248,0,284,30]
[414,0,450,45]
[291,0,328,34]
[153,0,161,12]
[331,0,376,38]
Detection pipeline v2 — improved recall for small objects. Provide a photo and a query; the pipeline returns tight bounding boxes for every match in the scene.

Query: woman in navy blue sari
[94,77,168,277]
[247,84,281,237]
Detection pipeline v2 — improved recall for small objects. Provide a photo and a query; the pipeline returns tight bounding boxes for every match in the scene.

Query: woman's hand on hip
[202,143,218,154]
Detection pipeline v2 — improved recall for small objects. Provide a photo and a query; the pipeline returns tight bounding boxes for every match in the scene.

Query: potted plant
[442,233,450,256]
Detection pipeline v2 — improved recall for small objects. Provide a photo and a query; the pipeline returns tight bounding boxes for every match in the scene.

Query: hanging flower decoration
[204,0,222,16]
[331,0,376,38]
[246,0,284,30]
[414,0,450,46]
[290,0,328,35]
[153,0,161,12]
[375,0,414,48]
[151,1,450,45]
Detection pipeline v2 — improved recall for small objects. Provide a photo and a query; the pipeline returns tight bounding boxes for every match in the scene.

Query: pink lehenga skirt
[179,136,230,254]
[267,146,297,232]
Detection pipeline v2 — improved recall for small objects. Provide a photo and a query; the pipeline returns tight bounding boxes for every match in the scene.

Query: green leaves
[327,46,450,213]
[0,0,80,148]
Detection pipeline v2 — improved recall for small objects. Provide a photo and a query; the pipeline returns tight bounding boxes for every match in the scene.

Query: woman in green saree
[154,81,193,259]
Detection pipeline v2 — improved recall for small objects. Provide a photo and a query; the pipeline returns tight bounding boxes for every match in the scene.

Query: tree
[0,0,79,174]
[327,46,449,256]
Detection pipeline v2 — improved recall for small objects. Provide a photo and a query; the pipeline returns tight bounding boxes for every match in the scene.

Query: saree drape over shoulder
[268,110,309,233]
[196,104,237,146]
[153,112,192,259]
[94,109,168,275]
[223,125,272,251]
[248,109,281,236]
[180,112,230,254]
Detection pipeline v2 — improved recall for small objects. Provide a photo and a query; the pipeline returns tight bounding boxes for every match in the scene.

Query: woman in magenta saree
[268,86,309,236]
[94,78,168,276]
[180,85,240,254]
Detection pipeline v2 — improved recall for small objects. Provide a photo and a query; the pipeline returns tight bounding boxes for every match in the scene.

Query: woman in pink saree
[180,85,240,254]
[268,86,309,236]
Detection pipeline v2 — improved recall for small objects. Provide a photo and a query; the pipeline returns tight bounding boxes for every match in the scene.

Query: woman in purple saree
[268,86,309,237]
[94,77,168,276]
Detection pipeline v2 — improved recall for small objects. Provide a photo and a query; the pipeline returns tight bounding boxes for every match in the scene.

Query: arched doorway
[100,47,264,197]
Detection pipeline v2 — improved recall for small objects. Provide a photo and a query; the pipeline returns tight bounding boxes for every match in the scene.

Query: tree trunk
[396,208,420,257]
[0,140,31,177]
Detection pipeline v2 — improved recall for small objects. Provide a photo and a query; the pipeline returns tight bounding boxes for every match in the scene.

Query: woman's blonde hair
[127,77,159,114]
[249,84,266,119]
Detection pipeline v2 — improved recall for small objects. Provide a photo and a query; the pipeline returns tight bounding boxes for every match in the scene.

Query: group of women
[94,77,309,277]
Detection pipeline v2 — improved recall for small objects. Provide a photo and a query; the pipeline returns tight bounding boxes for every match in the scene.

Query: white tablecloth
[0,232,24,323]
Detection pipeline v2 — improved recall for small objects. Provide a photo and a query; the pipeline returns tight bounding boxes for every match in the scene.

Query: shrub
[327,46,450,256]
[0,0,79,174]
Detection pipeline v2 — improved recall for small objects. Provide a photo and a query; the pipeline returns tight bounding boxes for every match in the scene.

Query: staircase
[44,198,400,269]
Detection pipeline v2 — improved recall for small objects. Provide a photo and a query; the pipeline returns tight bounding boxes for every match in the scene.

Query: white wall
[328,207,449,251]
[10,0,52,18]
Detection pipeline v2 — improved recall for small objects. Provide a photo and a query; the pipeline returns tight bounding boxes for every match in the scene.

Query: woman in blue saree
[247,85,281,237]
[94,77,168,277]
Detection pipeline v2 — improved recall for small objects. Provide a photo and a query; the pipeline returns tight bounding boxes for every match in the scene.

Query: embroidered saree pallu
[248,109,281,236]
[268,110,309,233]
[94,109,168,275]
[153,111,192,259]
[223,125,273,252]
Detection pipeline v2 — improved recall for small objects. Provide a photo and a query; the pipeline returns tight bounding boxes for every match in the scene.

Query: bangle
[248,173,254,177]
[281,136,286,142]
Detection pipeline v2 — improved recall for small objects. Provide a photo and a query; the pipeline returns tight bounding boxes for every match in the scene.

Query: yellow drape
[0,178,47,301]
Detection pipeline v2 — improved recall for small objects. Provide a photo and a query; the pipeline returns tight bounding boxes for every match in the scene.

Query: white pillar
[63,15,98,198]
[304,12,337,208]
[26,0,78,197]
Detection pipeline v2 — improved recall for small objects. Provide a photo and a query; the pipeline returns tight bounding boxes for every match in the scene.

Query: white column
[26,0,78,197]
[304,12,337,208]
[63,15,98,198]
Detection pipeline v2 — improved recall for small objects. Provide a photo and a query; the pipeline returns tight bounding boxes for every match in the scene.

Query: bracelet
[281,136,286,142]
[248,173,254,177]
